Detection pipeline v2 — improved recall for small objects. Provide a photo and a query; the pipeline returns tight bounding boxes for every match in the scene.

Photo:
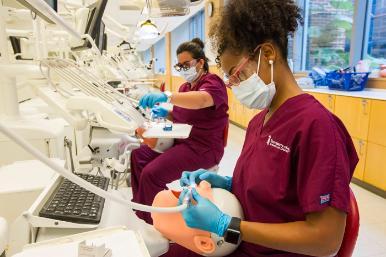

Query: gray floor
[218,124,386,257]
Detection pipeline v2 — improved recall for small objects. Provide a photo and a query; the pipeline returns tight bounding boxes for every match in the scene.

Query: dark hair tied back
[177,38,209,72]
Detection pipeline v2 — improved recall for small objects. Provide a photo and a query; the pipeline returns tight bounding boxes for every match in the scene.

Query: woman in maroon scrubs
[131,38,228,224]
[173,1,359,257]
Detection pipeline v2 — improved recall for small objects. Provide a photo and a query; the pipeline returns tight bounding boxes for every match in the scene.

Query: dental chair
[0,217,8,257]
[337,189,360,257]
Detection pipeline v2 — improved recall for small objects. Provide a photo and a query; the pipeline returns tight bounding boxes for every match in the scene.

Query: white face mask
[179,64,200,83]
[232,50,276,110]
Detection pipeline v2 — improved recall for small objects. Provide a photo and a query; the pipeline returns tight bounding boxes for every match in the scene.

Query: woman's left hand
[179,188,231,236]
[151,106,169,118]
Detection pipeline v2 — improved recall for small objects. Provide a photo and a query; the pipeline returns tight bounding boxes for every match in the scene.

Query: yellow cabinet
[241,107,250,127]
[227,88,235,122]
[368,100,386,147]
[351,137,367,180]
[334,96,371,139]
[364,142,386,190]
[234,101,244,126]
[308,93,335,113]
[242,108,260,127]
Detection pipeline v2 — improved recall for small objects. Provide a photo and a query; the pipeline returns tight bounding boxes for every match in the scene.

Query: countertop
[303,87,386,101]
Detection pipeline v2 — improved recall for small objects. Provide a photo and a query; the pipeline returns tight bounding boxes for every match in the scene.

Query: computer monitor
[44,0,57,12]
[71,0,108,52]
[15,0,57,24]
[95,21,107,53]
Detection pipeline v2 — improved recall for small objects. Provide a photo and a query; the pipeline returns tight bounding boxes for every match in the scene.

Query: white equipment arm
[40,59,147,134]
[0,121,187,214]
[66,96,138,134]
[16,0,82,40]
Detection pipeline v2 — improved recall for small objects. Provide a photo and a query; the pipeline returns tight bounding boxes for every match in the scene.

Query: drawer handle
[328,95,333,109]
[358,140,364,156]
[361,99,368,115]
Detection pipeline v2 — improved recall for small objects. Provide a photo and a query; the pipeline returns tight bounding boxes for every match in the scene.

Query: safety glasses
[174,59,197,72]
[225,45,261,88]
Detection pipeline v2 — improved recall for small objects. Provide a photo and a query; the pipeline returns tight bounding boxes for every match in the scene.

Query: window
[189,10,205,40]
[366,0,386,65]
[305,0,355,70]
[154,37,166,74]
[171,20,190,75]
[142,48,152,65]
[288,36,297,71]
[171,10,206,75]
[288,37,294,61]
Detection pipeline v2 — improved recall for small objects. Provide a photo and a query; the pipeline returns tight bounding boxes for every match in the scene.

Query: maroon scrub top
[172,72,229,164]
[231,93,358,257]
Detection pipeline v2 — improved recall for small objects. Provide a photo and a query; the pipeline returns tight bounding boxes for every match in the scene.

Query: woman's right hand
[139,92,167,109]
[180,169,232,191]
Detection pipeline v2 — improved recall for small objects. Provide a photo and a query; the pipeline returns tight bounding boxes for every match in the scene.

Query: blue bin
[326,71,370,91]
[313,78,326,87]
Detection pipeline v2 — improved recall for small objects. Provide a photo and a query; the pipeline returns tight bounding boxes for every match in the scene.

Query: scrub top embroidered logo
[266,135,290,153]
[320,194,331,205]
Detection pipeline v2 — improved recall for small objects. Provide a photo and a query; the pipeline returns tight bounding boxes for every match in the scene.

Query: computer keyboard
[39,173,110,224]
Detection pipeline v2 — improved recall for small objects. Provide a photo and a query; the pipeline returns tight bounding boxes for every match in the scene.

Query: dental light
[136,19,160,40]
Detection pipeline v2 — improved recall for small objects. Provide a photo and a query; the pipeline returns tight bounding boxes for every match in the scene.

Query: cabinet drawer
[364,142,386,190]
[368,100,386,147]
[227,88,235,122]
[334,96,371,140]
[351,137,367,181]
[233,101,244,126]
[308,93,335,113]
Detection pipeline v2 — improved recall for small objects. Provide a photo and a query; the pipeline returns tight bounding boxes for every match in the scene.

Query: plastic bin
[313,78,326,87]
[326,71,370,91]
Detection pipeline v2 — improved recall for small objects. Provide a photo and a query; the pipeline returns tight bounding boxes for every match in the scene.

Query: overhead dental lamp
[136,19,160,40]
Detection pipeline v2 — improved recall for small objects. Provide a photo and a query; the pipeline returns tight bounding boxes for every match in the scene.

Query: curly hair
[209,0,303,63]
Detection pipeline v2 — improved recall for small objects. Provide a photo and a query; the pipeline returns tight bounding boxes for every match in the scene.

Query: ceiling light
[136,19,160,40]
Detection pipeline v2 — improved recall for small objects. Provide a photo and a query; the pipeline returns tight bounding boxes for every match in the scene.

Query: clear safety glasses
[174,59,197,72]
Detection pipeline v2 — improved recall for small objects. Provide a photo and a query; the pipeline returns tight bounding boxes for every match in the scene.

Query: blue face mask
[232,50,276,110]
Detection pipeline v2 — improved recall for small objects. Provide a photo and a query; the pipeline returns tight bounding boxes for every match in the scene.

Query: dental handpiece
[182,183,197,205]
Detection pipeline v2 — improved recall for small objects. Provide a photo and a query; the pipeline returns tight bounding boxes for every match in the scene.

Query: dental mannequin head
[135,127,174,153]
[152,181,244,256]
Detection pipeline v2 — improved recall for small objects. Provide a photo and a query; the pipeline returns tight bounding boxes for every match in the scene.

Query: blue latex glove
[151,106,169,118]
[179,188,231,236]
[180,169,232,191]
[139,92,167,109]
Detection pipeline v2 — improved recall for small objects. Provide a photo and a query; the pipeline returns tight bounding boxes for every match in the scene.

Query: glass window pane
[306,0,355,70]
[288,36,295,71]
[154,37,166,74]
[366,0,386,65]
[171,20,190,75]
[189,10,205,40]
[142,49,152,64]
[288,36,294,61]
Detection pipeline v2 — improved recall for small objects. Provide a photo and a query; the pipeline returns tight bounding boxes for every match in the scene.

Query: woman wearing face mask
[132,38,229,224]
[169,1,359,257]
